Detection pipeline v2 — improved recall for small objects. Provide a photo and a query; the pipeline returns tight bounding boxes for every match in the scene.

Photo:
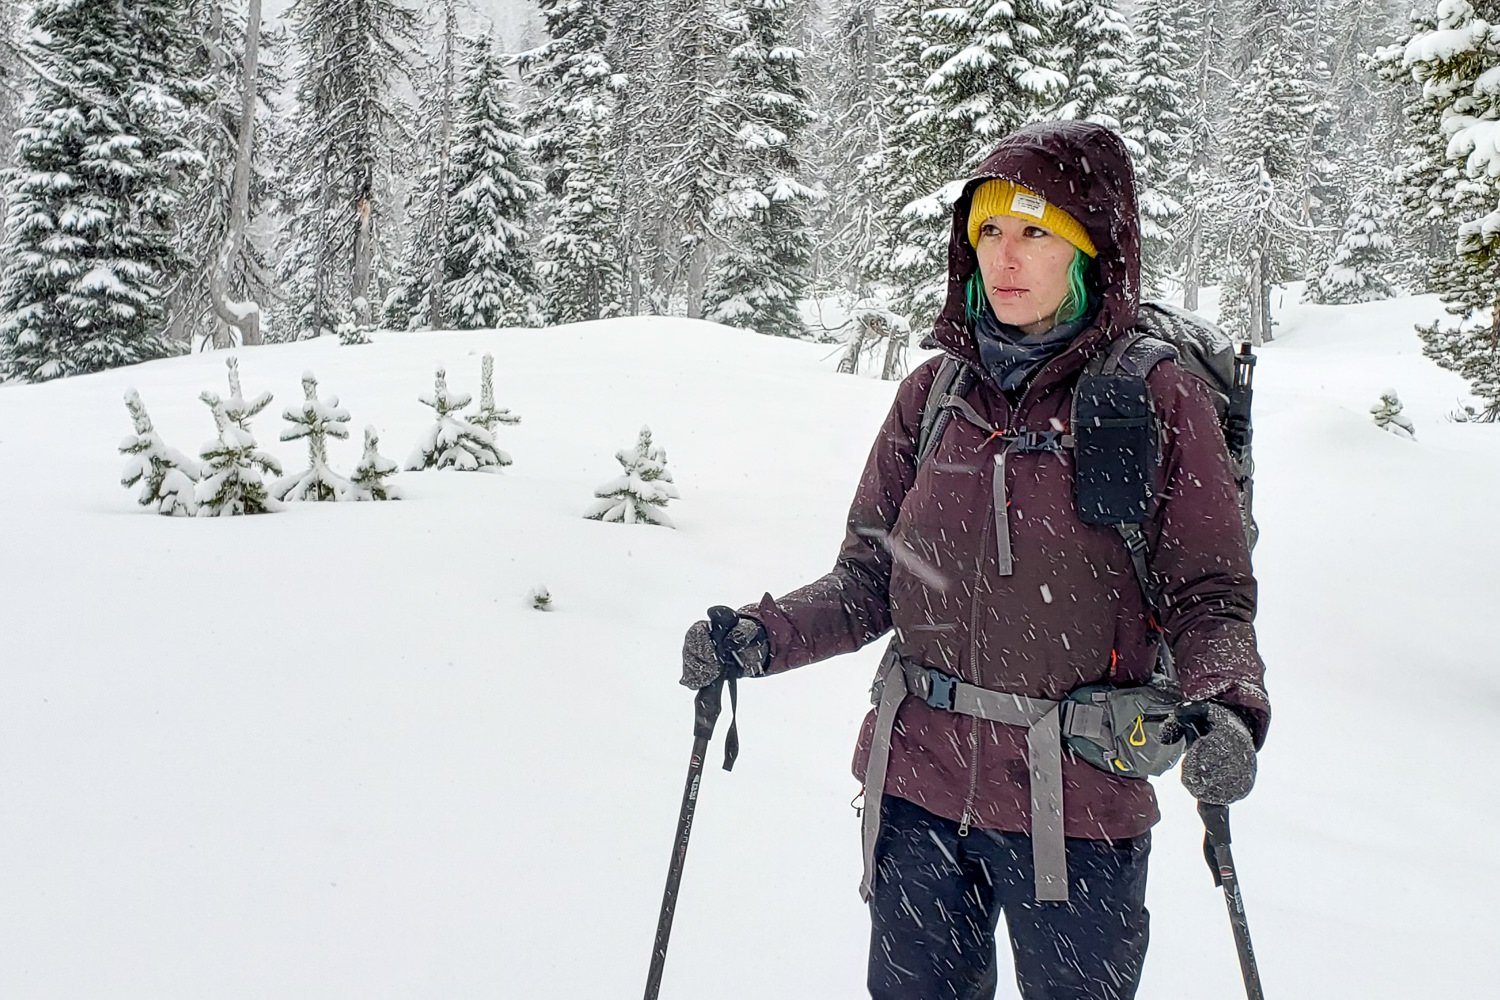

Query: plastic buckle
[924,669,959,712]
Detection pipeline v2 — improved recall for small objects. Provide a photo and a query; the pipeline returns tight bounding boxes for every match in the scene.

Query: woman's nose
[993,237,1021,270]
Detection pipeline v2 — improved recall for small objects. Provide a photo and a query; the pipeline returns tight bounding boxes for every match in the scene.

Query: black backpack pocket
[1073,373,1155,524]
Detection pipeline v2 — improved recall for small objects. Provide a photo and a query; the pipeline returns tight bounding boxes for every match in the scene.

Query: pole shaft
[643,736,711,1000]
[1200,804,1265,1000]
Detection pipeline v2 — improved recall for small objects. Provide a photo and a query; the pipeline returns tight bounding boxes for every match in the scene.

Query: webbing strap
[935,396,1067,579]
[859,651,1071,904]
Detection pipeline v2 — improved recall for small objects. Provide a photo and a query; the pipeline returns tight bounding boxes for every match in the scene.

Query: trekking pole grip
[691,606,740,741]
[1199,802,1232,847]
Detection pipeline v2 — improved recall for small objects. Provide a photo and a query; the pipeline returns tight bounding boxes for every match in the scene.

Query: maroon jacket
[745,121,1270,841]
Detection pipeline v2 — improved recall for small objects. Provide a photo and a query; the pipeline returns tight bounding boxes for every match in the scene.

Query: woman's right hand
[679,611,769,688]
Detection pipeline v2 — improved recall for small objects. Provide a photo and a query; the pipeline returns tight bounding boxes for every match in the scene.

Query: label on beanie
[1010,191,1047,218]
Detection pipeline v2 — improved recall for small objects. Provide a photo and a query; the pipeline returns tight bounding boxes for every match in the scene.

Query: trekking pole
[643,606,742,1000]
[1199,803,1266,1000]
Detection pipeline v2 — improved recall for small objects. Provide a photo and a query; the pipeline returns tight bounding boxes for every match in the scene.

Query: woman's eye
[980,225,1001,239]
[1024,226,1049,238]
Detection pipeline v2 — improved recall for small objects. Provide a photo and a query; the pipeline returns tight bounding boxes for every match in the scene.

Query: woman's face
[973,215,1078,335]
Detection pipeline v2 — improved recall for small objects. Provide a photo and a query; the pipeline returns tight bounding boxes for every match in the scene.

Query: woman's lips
[992,287,1028,299]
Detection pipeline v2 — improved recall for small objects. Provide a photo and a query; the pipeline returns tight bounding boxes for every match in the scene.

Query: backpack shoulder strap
[1073,327,1180,682]
[915,356,976,469]
[1100,329,1179,380]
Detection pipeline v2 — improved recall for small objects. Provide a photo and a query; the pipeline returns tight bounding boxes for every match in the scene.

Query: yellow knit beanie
[966,179,1098,258]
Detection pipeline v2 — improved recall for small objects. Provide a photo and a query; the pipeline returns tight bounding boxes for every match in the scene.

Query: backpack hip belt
[860,645,1074,904]
[859,644,1186,905]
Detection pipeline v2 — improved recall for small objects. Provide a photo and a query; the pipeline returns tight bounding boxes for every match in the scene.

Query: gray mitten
[679,614,769,689]
[1169,702,1257,805]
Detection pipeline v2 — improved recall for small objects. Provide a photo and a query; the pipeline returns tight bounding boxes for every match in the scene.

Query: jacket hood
[931,121,1142,366]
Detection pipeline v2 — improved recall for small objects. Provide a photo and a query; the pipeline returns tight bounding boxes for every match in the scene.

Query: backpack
[916,300,1257,572]
[910,301,1258,776]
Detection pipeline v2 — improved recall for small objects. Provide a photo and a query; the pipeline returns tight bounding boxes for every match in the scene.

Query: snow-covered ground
[1,291,1495,998]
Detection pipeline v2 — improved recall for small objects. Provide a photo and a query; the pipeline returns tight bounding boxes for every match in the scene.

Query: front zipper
[957,501,995,836]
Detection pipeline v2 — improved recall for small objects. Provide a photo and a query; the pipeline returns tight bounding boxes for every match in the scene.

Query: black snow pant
[867,794,1150,1000]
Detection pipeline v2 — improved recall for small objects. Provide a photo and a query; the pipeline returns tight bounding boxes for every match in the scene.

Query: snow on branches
[585,426,679,527]
[471,353,522,433]
[405,365,511,472]
[1371,388,1417,440]
[273,371,353,502]
[120,389,201,516]
[196,357,282,515]
[350,425,402,501]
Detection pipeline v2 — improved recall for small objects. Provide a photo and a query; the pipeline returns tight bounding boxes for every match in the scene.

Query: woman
[680,120,1269,1000]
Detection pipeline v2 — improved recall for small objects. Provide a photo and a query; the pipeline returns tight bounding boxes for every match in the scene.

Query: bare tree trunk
[1247,249,1271,347]
[685,239,707,318]
[1259,253,1274,343]
[1182,210,1202,312]
[1182,4,1216,312]
[881,320,908,381]
[208,0,263,347]
[353,196,374,327]
[425,0,457,329]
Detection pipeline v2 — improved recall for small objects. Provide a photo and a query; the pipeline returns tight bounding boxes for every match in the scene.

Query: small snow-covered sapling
[1371,388,1416,440]
[405,366,511,471]
[120,389,200,516]
[584,426,680,527]
[350,426,403,501]
[471,353,521,432]
[196,391,283,516]
[273,371,353,501]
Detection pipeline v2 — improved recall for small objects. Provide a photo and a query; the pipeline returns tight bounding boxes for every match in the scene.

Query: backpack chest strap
[935,394,1072,576]
[860,648,1072,905]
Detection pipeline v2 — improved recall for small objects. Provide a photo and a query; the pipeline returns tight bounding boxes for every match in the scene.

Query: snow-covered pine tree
[643,0,735,318]
[383,0,460,332]
[1176,0,1232,310]
[1212,13,1315,345]
[0,0,204,382]
[517,0,625,324]
[1371,388,1416,439]
[120,389,201,516]
[703,0,820,338]
[1309,182,1398,303]
[196,390,283,516]
[584,426,679,527]
[1377,12,1451,292]
[350,425,402,500]
[867,0,1065,336]
[443,33,542,330]
[406,366,511,471]
[1120,0,1192,296]
[1051,0,1133,130]
[221,356,274,430]
[606,0,662,315]
[808,0,888,297]
[1400,0,1500,420]
[470,353,521,432]
[1295,0,1406,284]
[168,1,283,350]
[278,0,420,339]
[273,371,352,501]
[0,2,26,228]
[1277,0,1340,276]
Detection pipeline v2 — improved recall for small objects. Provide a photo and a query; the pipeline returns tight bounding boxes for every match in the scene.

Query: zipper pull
[850,786,865,820]
[958,812,971,837]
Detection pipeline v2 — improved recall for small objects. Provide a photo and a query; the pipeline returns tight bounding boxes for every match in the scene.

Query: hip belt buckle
[924,668,959,712]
